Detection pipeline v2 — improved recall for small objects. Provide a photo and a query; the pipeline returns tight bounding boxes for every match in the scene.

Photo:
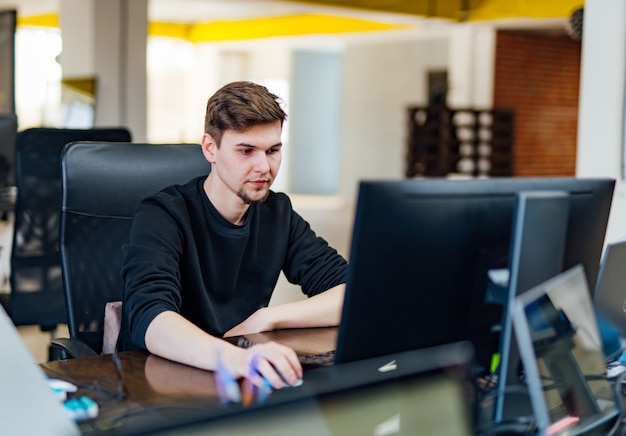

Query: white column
[447,24,495,109]
[59,0,147,141]
[577,0,626,242]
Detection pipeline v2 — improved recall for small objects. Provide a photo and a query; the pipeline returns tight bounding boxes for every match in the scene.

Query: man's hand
[224,307,274,337]
[221,341,302,389]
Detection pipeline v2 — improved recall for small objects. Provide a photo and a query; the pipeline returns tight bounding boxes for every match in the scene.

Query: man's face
[207,121,282,205]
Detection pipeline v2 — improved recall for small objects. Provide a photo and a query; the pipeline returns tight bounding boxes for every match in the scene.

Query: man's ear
[201,133,217,164]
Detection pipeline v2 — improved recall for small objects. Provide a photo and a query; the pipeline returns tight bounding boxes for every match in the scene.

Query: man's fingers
[250,343,302,388]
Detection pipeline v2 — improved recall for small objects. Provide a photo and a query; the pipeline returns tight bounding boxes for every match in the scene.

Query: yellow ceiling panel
[282,0,584,21]
[151,13,409,42]
[16,1,585,39]
[149,22,193,40]
[281,0,466,19]
[16,13,58,28]
[16,11,412,41]
[464,0,584,21]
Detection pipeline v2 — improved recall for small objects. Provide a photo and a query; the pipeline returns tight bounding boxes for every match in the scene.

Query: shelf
[406,106,515,178]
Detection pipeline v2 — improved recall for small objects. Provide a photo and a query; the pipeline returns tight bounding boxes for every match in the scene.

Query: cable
[112,346,129,399]
[605,369,626,436]
[477,417,535,436]
[111,403,224,426]
[44,366,125,403]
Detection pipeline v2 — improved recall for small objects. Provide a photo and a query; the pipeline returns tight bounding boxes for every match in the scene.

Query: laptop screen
[512,265,620,435]
[160,367,473,435]
[593,240,626,360]
[125,342,476,435]
[0,306,80,435]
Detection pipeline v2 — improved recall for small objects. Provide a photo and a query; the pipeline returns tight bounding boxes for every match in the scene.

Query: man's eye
[241,149,252,155]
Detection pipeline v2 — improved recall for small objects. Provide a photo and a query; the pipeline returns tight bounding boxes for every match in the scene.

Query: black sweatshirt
[118,176,348,351]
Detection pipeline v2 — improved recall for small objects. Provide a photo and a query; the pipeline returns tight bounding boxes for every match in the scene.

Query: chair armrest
[50,337,98,360]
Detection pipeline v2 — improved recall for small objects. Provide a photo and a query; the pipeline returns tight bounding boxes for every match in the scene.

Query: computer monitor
[494,191,571,423]
[335,177,614,376]
[512,265,620,435]
[0,113,17,186]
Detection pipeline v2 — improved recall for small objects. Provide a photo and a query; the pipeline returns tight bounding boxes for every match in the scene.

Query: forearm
[223,285,344,337]
[224,284,346,338]
[144,310,235,371]
[270,283,346,329]
[144,310,303,387]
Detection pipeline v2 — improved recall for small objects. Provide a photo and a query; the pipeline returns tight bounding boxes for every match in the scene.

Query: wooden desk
[41,328,338,434]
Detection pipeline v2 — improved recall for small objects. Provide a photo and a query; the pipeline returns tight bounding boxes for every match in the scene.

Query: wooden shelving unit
[406,106,514,178]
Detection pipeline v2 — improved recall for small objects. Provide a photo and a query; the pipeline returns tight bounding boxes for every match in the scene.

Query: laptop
[512,265,620,435]
[593,240,626,359]
[0,305,80,435]
[130,341,476,435]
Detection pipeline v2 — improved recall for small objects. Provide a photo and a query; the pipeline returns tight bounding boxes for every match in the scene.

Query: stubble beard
[237,187,270,205]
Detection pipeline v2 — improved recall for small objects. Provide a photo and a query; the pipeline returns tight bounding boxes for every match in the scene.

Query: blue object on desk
[64,396,98,421]
[596,311,623,361]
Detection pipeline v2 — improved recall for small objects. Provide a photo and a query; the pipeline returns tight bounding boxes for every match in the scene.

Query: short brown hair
[204,81,287,146]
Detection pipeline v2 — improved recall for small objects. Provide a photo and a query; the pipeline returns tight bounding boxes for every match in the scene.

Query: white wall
[60,0,148,141]
[577,0,626,244]
[339,35,450,203]
[448,24,495,109]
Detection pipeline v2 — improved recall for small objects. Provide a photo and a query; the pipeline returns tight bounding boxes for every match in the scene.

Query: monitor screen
[512,265,619,435]
[335,177,615,375]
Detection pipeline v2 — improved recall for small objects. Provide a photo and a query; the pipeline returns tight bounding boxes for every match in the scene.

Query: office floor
[9,195,354,363]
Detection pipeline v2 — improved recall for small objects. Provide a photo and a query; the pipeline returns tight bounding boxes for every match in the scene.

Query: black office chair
[0,112,18,187]
[51,141,211,358]
[0,113,17,316]
[7,128,132,352]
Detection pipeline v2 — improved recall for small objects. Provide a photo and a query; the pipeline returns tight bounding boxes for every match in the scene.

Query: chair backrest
[0,113,18,186]
[60,141,211,353]
[9,127,132,329]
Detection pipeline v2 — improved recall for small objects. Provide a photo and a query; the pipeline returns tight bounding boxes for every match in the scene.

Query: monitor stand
[493,191,570,423]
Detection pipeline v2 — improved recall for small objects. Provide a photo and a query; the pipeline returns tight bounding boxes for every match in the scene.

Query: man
[119,81,348,389]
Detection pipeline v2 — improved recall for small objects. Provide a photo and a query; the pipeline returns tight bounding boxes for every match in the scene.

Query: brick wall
[494,30,581,176]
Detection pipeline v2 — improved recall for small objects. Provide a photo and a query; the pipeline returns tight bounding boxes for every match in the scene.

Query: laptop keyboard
[298,350,336,368]
[234,336,335,367]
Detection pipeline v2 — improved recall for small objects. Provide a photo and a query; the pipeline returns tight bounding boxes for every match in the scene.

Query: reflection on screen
[160,372,473,435]
[320,375,471,435]
[518,266,618,435]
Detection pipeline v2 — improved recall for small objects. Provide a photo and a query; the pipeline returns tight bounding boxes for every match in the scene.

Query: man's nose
[253,152,270,173]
